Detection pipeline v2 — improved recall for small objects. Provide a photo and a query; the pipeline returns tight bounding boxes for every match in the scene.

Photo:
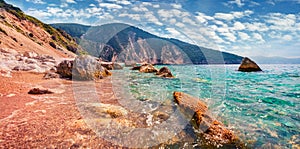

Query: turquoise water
[112,64,300,148]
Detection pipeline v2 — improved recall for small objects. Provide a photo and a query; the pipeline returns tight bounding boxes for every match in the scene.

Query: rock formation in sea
[139,64,158,73]
[173,92,243,148]
[156,67,174,78]
[238,57,262,72]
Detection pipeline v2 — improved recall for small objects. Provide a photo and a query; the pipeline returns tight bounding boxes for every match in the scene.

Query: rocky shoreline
[0,48,248,148]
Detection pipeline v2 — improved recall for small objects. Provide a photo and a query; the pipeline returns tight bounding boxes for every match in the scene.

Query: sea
[110,64,300,148]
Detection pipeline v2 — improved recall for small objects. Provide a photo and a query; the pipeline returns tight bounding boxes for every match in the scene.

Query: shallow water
[111,64,300,148]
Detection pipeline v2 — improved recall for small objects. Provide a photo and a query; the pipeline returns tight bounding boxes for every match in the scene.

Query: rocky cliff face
[0,0,83,59]
[52,23,243,64]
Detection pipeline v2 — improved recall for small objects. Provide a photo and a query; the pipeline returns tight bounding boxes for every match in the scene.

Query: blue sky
[5,0,300,58]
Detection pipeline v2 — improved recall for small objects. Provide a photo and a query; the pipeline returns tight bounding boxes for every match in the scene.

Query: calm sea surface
[111,64,300,148]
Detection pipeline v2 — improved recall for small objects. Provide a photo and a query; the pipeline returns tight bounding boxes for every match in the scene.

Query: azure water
[111,64,299,148]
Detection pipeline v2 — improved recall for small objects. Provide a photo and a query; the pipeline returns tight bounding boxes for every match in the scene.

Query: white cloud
[233,21,245,30]
[266,13,297,31]
[238,32,250,40]
[89,4,96,7]
[132,6,149,12]
[214,13,235,21]
[214,10,253,21]
[152,4,160,8]
[66,0,76,3]
[169,18,176,24]
[175,22,185,28]
[228,0,245,7]
[244,22,269,32]
[171,4,182,9]
[99,3,122,9]
[195,12,214,24]
[116,0,131,5]
[119,13,141,21]
[47,7,63,14]
[25,0,45,4]
[252,33,265,42]
[166,28,181,36]
[182,17,197,26]
[26,8,51,18]
[220,32,237,42]
[282,35,293,41]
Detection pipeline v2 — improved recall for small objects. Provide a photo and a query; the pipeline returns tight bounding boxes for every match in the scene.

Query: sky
[5,0,300,58]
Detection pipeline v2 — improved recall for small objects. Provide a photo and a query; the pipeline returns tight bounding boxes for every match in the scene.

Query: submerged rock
[238,57,262,72]
[28,88,54,94]
[156,67,174,78]
[173,92,241,148]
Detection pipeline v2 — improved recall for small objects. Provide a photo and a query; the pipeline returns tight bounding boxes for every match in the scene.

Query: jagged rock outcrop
[173,92,241,147]
[238,57,262,72]
[156,67,174,78]
[56,55,112,80]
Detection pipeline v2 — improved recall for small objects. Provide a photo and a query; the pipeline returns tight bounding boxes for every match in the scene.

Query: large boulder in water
[56,55,112,80]
[173,92,241,147]
[139,64,158,73]
[238,57,262,72]
[156,67,174,78]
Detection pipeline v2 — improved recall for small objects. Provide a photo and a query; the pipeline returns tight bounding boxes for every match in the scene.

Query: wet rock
[24,51,38,58]
[131,65,141,70]
[238,57,262,72]
[173,92,208,114]
[156,67,174,78]
[101,62,123,70]
[152,111,170,122]
[139,64,158,73]
[173,92,240,147]
[28,88,54,94]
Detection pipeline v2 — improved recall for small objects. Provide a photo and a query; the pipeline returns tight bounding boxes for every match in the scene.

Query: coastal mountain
[252,56,300,64]
[51,23,243,64]
[0,0,83,58]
